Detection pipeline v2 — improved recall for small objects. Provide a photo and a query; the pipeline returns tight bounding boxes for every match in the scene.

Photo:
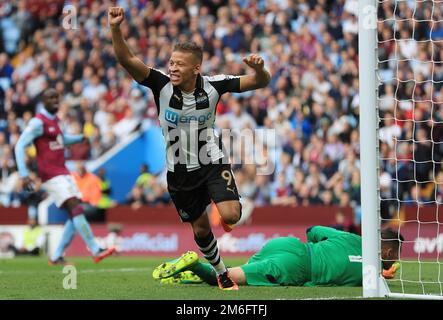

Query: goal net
[361,0,443,299]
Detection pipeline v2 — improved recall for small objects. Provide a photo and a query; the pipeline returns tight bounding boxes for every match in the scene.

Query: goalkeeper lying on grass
[153,226,403,287]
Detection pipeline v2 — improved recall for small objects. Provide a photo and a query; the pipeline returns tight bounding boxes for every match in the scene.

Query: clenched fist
[108,7,125,27]
[242,54,265,71]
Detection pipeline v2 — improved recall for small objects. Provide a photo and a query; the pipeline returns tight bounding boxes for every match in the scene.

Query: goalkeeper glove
[383,262,401,279]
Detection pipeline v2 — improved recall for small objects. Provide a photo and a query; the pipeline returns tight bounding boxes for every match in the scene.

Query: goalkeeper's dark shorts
[167,163,240,223]
[241,237,311,286]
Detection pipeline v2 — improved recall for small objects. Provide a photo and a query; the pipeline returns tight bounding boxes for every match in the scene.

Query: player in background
[14,89,116,265]
[153,226,403,287]
[109,6,271,290]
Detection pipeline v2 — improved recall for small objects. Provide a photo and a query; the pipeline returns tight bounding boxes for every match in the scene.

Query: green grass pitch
[0,256,440,299]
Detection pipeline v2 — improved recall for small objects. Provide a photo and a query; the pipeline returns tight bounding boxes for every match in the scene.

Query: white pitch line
[299,296,364,300]
[0,267,152,274]
[79,267,152,273]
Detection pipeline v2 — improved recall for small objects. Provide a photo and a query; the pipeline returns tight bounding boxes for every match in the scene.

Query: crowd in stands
[0,0,442,224]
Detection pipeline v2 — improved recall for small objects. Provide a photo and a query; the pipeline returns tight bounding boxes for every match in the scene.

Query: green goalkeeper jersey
[305,226,362,286]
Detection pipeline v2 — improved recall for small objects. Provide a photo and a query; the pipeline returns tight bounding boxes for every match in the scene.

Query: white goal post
[360,0,443,299]
[359,0,384,299]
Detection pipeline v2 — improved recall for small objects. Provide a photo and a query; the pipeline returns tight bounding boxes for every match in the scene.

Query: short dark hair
[173,41,203,63]
[42,88,59,99]
[381,228,404,252]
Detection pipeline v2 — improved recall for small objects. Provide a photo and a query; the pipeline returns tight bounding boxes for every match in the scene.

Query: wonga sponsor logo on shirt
[165,109,212,127]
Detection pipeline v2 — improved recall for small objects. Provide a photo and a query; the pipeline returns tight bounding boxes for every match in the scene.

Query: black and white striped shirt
[139,68,241,172]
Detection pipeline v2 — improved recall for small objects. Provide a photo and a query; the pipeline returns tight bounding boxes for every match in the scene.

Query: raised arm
[239,54,271,92]
[109,7,150,83]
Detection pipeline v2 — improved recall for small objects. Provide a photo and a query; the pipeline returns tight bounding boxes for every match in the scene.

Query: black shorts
[167,163,240,222]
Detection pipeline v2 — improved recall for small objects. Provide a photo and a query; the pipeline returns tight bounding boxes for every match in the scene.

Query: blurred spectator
[0,161,20,207]
[9,218,44,256]
[270,172,296,206]
[217,97,257,130]
[82,75,107,103]
[379,113,401,148]
[252,174,271,206]
[128,88,147,123]
[414,128,432,183]
[113,107,140,141]
[126,168,170,208]
[435,171,443,204]
[71,162,103,222]
[330,211,361,235]
[147,173,171,206]
[96,167,117,210]
[126,184,148,210]
[66,122,90,160]
[0,53,13,93]
[135,163,153,190]
[380,170,394,222]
